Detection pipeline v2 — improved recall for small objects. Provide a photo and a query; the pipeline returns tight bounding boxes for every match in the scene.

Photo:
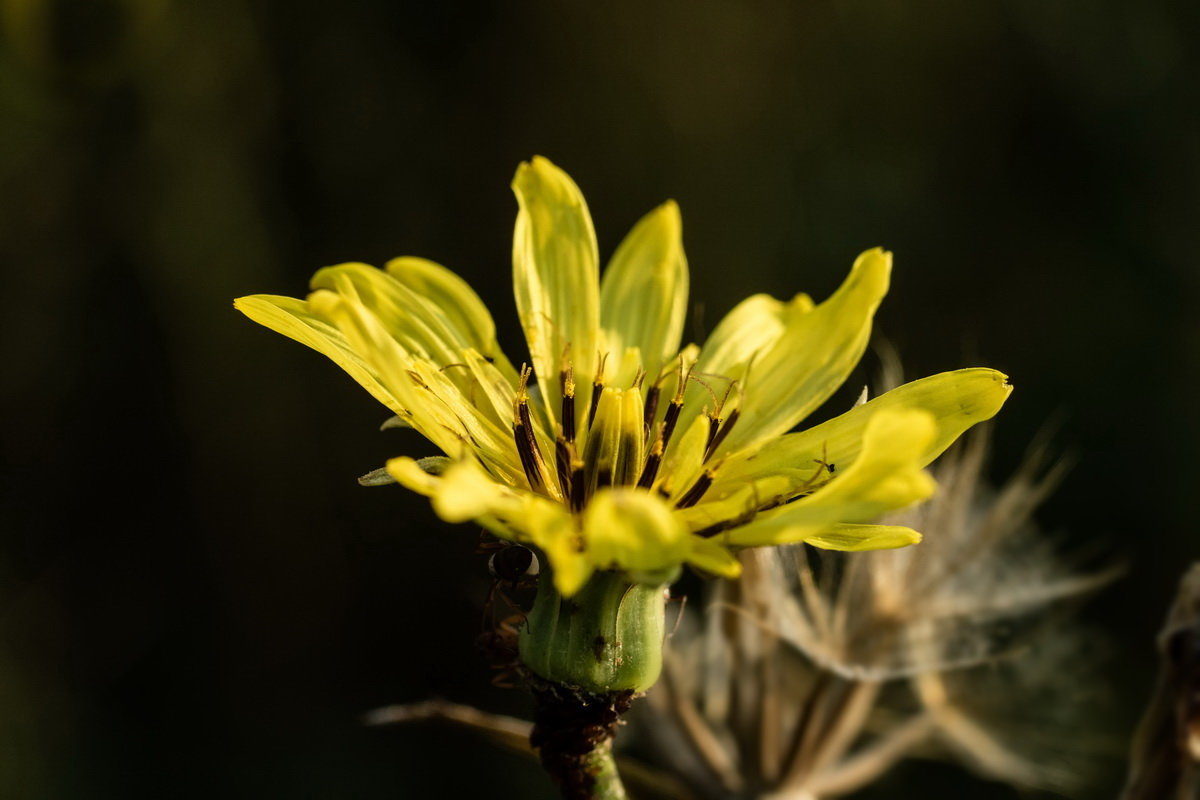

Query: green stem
[579,738,626,800]
[528,679,633,800]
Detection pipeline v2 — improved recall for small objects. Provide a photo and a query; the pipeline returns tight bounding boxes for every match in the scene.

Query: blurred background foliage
[1,0,1197,796]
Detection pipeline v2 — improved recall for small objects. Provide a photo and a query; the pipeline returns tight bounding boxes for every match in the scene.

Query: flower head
[235,156,1010,597]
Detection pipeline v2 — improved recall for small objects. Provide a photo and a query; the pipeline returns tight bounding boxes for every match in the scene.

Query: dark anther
[515,366,550,492]
[560,365,576,443]
[704,414,721,455]
[642,385,661,442]
[596,467,613,491]
[675,470,715,509]
[570,462,586,513]
[515,422,546,492]
[636,440,663,489]
[704,408,740,462]
[586,384,603,431]
[555,437,573,500]
[658,398,683,454]
[586,353,609,431]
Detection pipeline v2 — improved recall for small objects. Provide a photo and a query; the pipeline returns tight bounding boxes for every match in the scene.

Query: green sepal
[519,569,666,694]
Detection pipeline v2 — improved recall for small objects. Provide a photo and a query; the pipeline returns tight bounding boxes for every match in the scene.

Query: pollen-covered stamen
[560,364,576,443]
[513,365,551,494]
[675,469,715,509]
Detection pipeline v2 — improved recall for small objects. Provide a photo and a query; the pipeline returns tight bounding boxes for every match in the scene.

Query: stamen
[569,460,586,513]
[586,352,609,430]
[636,438,664,489]
[513,366,550,493]
[560,364,576,443]
[704,408,740,462]
[675,470,715,509]
[555,436,573,500]
[658,396,684,454]
[596,467,614,490]
[642,384,661,442]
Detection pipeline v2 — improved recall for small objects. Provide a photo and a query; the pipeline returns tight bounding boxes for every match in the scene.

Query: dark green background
[2,0,1195,796]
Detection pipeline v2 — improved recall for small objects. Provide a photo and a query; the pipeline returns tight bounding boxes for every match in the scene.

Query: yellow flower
[235,156,1010,597]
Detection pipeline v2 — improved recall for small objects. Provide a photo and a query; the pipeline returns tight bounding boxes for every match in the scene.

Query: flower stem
[529,679,633,800]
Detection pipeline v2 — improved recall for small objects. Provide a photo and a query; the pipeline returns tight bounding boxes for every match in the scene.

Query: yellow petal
[234,294,404,415]
[384,256,515,375]
[658,413,710,500]
[386,456,516,522]
[679,292,812,431]
[308,290,471,458]
[723,408,937,547]
[534,514,594,597]
[388,456,588,586]
[582,387,645,492]
[721,248,890,453]
[685,536,743,578]
[583,488,690,575]
[310,262,474,370]
[802,523,923,551]
[512,156,600,428]
[599,201,689,383]
[694,292,814,378]
[713,368,1012,497]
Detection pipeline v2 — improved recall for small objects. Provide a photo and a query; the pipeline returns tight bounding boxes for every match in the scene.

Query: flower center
[511,355,752,516]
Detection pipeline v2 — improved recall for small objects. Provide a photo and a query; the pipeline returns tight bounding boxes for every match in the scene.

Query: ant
[476,531,540,687]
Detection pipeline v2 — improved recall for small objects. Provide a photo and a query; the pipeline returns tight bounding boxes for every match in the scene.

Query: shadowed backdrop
[2,0,1197,796]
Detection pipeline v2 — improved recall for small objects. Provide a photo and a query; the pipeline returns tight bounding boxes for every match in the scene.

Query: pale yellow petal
[599,201,689,383]
[583,488,690,577]
[720,248,890,454]
[802,523,923,551]
[308,290,470,458]
[685,537,743,578]
[694,292,814,378]
[386,456,506,522]
[713,368,1012,497]
[722,409,937,547]
[512,156,600,428]
[384,256,515,376]
[532,510,594,597]
[658,413,710,500]
[234,294,404,415]
[679,291,812,432]
[310,262,471,370]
